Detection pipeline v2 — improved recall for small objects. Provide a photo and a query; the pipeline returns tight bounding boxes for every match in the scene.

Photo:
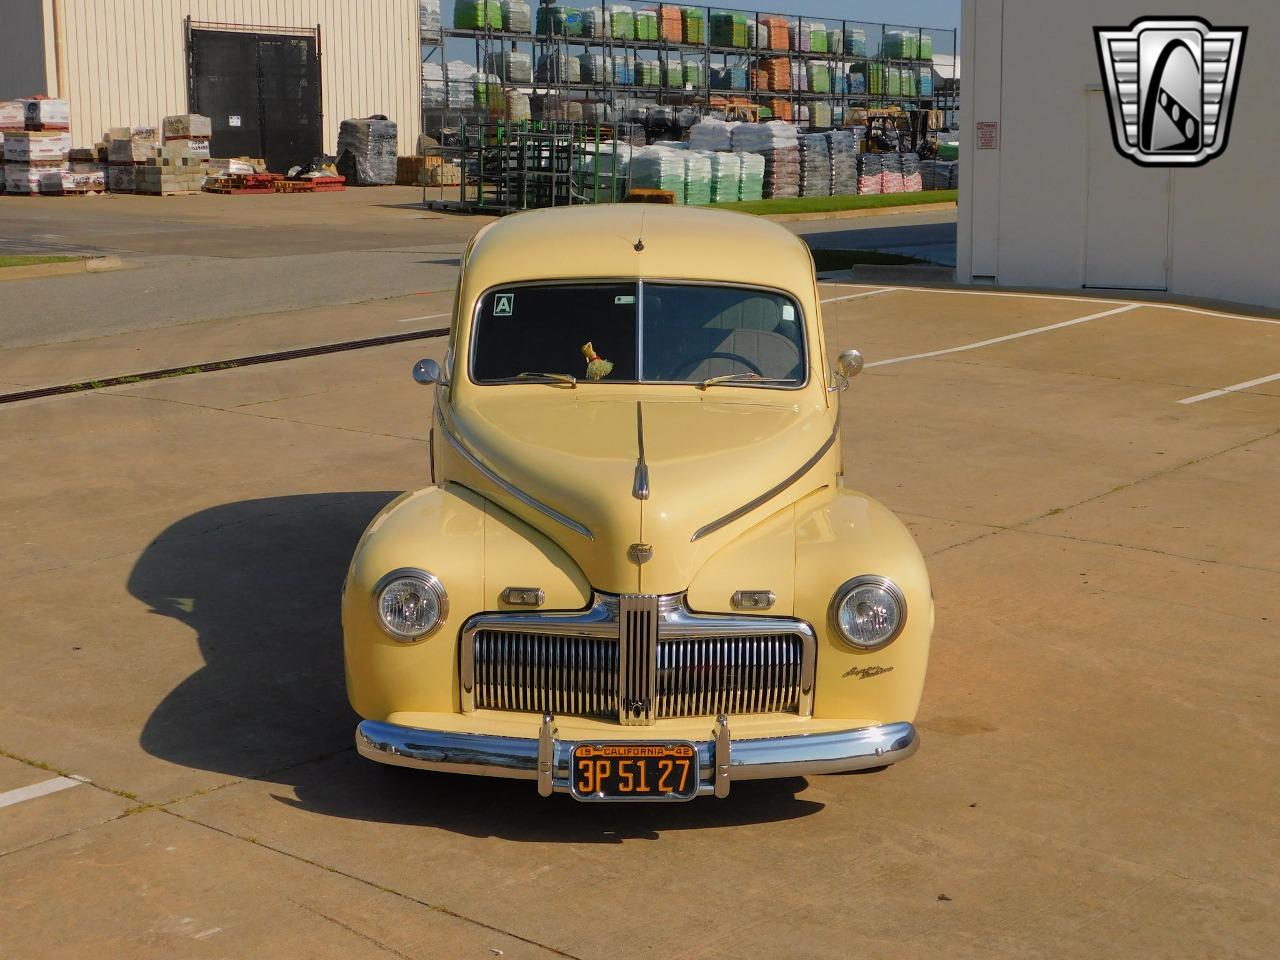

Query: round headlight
[830,576,906,650]
[374,569,447,641]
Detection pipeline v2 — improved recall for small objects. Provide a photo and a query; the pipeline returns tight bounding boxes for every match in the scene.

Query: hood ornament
[627,543,653,565]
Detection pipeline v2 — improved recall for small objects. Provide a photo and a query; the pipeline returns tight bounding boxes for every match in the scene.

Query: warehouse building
[0,0,421,171]
[958,0,1279,308]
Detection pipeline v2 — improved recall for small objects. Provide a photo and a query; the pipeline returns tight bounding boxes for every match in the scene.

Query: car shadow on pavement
[130,493,399,784]
[131,493,824,837]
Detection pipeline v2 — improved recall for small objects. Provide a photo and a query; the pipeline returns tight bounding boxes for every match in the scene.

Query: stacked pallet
[738,151,765,201]
[537,51,581,83]
[1,99,71,195]
[106,126,159,193]
[763,98,792,122]
[799,133,831,196]
[901,152,923,192]
[487,50,532,84]
[827,129,859,195]
[704,150,741,203]
[761,58,790,92]
[656,6,681,43]
[758,16,789,50]
[681,7,705,44]
[857,153,882,194]
[710,12,747,47]
[710,65,747,90]
[607,5,632,39]
[500,0,531,32]
[920,159,957,190]
[731,120,799,198]
[879,153,904,193]
[136,139,210,196]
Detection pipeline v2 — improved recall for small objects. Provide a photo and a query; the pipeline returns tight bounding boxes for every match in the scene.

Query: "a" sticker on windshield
[493,293,514,316]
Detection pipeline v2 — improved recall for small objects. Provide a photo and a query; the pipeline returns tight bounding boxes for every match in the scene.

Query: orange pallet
[273,179,315,193]
[309,176,346,192]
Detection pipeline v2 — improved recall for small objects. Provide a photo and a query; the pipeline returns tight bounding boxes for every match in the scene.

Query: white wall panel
[960,0,1280,308]
[24,0,419,156]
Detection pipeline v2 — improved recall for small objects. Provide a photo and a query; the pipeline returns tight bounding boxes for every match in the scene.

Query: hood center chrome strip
[632,400,650,501]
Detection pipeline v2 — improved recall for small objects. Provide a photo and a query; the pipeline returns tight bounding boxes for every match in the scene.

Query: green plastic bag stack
[454,0,501,30]
[682,7,705,44]
[664,59,683,88]
[738,151,765,201]
[919,33,934,60]
[809,23,828,53]
[710,12,747,48]
[537,4,582,37]
[609,5,633,39]
[634,9,658,41]
[683,61,703,88]
[683,151,712,205]
[706,151,741,203]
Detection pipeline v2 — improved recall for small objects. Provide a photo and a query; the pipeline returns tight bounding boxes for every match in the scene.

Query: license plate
[569,742,699,801]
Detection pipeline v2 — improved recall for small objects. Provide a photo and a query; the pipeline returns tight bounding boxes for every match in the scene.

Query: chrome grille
[656,634,804,718]
[472,631,618,719]
[470,626,806,721]
[619,594,658,724]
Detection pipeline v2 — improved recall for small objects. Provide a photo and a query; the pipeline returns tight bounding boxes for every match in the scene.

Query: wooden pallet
[273,179,315,193]
[310,176,346,192]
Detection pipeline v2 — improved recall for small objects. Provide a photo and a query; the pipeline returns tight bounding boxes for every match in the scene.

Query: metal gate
[187,22,322,174]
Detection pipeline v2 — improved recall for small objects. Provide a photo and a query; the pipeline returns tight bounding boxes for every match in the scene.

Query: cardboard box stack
[2,99,73,195]
[0,100,26,193]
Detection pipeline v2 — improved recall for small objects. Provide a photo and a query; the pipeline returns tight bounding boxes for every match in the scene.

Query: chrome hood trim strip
[435,406,594,540]
[690,425,838,542]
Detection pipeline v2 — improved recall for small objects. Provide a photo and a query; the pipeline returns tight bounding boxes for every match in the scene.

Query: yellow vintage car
[344,204,932,801]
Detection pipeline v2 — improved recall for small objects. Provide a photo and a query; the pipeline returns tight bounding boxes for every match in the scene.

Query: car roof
[461,205,816,296]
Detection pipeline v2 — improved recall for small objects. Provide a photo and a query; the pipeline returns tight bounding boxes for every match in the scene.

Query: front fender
[343,482,591,720]
[794,484,933,723]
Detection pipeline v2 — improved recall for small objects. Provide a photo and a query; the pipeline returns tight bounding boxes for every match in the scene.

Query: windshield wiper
[515,372,578,388]
[697,372,792,390]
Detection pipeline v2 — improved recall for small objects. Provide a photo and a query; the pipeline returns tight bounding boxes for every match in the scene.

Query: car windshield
[470,281,806,387]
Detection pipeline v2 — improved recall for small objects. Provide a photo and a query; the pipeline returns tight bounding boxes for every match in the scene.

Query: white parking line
[1177,371,1280,405]
[396,312,450,324]
[866,304,1140,368]
[820,287,898,304]
[0,775,88,809]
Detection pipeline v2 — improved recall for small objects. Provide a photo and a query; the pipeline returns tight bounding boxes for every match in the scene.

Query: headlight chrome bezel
[372,567,448,642]
[828,575,907,651]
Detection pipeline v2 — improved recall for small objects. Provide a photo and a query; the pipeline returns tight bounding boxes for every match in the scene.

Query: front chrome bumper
[355,714,918,798]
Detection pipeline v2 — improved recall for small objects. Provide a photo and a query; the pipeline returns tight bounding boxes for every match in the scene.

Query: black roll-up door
[188,26,322,173]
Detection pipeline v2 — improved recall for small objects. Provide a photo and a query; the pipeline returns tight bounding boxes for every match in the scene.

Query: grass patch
[0,254,83,269]
[715,190,957,216]
[810,248,928,270]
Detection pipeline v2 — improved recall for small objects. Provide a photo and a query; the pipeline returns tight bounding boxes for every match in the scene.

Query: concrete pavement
[1,274,1277,957]
[0,188,488,347]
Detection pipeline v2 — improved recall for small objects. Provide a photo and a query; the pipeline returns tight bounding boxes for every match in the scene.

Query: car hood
[441,391,836,594]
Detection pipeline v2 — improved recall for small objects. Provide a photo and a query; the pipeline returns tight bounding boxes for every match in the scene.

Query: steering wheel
[673,351,765,380]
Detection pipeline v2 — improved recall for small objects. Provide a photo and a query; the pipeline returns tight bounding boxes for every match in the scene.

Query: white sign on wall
[229,115,242,127]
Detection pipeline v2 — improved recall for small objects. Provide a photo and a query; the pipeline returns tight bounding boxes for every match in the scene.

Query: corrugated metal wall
[48,0,419,154]
[0,0,54,99]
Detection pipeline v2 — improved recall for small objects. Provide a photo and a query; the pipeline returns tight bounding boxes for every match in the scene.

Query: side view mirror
[830,349,864,391]
[412,358,445,385]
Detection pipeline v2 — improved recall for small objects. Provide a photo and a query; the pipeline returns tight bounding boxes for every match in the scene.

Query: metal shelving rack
[418,3,957,212]
[424,4,955,135]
